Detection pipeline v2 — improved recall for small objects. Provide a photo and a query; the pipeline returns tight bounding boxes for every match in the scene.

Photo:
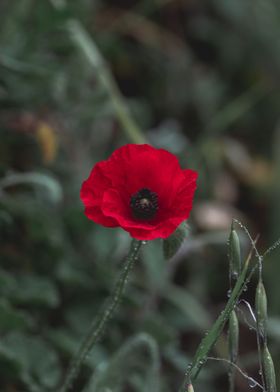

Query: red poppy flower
[80,144,198,240]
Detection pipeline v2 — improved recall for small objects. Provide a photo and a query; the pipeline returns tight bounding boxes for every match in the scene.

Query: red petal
[80,144,198,240]
[80,163,111,206]
[80,162,118,227]
[84,206,118,227]
[107,144,186,206]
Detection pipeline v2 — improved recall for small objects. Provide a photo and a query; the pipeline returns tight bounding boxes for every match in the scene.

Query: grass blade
[179,249,252,391]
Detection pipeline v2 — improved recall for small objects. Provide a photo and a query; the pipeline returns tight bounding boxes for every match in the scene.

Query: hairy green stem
[60,239,143,392]
[256,276,267,391]
[179,248,253,391]
[228,310,239,392]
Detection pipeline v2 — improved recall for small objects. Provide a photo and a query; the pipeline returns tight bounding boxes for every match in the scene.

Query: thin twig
[207,357,264,390]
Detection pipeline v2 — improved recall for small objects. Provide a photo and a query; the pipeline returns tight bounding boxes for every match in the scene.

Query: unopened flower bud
[229,225,241,279]
[228,309,239,362]
[263,344,277,392]
[255,280,267,338]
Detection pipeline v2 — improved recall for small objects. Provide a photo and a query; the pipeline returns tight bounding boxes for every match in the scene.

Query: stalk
[60,239,143,392]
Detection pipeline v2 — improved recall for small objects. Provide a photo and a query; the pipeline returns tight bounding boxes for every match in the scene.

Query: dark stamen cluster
[130,188,159,220]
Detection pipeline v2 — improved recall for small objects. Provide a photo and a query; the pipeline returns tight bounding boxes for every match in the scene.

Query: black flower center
[130,188,159,220]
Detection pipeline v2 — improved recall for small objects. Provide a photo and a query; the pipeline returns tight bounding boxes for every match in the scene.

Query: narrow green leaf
[179,250,251,390]
[0,172,63,203]
[66,19,146,145]
[10,275,60,308]
[85,333,160,392]
[0,343,23,379]
[0,300,32,332]
[0,332,61,390]
[163,283,211,330]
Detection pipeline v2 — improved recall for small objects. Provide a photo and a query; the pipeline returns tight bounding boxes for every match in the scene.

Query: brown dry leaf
[35,122,58,164]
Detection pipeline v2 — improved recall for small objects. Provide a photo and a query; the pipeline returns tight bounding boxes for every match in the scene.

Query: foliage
[0,0,280,391]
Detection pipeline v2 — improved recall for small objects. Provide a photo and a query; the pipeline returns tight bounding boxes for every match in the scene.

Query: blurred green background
[0,0,280,391]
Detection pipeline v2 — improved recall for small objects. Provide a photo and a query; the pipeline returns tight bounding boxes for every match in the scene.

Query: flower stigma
[130,188,159,220]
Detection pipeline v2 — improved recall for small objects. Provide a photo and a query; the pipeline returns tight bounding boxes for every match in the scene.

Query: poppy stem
[60,238,143,392]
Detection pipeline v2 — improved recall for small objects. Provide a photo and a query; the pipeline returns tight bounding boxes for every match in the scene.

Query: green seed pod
[228,309,239,362]
[255,280,267,338]
[187,384,194,392]
[229,225,241,279]
[263,344,277,392]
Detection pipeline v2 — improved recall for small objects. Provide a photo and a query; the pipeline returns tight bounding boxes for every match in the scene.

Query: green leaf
[0,343,23,380]
[179,249,251,390]
[0,332,61,390]
[85,333,160,392]
[0,300,33,332]
[162,284,211,330]
[163,222,189,259]
[0,269,17,295]
[55,261,93,288]
[10,275,60,308]
[139,313,176,345]
[0,172,63,203]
